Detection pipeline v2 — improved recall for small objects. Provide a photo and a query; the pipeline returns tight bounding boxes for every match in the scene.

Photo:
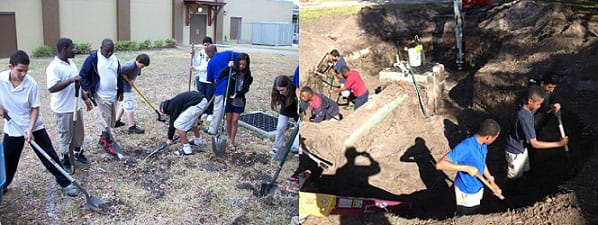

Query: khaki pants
[455,185,483,208]
[506,148,530,179]
[174,98,208,131]
[52,110,85,155]
[95,94,117,129]
[209,95,225,133]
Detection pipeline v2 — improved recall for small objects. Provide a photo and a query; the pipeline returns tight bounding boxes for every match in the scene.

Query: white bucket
[408,47,422,67]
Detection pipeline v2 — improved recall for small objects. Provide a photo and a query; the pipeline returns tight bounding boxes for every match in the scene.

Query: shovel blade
[259,182,272,197]
[86,196,109,211]
[211,135,227,157]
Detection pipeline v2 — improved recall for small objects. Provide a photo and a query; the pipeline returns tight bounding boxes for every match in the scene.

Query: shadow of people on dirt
[300,147,403,224]
[400,137,451,190]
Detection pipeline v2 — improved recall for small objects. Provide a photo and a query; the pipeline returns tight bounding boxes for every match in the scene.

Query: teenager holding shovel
[80,39,124,155]
[46,38,93,173]
[271,75,299,157]
[221,53,253,150]
[0,50,79,196]
[529,73,561,131]
[114,53,150,134]
[206,50,240,135]
[160,91,208,155]
[436,119,502,215]
[504,86,568,193]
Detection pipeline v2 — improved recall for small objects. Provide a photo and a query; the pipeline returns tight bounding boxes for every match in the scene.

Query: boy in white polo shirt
[0,50,79,196]
[47,38,93,173]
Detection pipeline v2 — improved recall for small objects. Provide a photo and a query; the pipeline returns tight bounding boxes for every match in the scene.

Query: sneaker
[99,135,116,156]
[114,120,126,128]
[175,148,193,156]
[63,183,80,197]
[74,149,91,165]
[190,138,205,146]
[201,114,208,121]
[61,154,73,174]
[128,125,145,134]
[287,173,300,182]
[206,114,213,122]
[203,127,216,135]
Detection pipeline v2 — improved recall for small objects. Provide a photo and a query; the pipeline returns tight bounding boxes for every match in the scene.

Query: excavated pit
[300,0,598,223]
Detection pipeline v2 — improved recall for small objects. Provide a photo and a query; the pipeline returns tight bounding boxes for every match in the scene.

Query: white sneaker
[190,138,204,146]
[206,115,213,122]
[201,114,208,121]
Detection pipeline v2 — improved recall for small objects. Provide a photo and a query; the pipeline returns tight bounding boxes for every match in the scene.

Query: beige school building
[0,0,297,58]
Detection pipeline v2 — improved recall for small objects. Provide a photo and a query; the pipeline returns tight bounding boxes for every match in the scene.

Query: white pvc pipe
[344,94,408,147]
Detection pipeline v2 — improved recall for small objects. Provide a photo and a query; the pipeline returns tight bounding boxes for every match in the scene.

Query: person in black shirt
[529,73,561,130]
[159,91,208,155]
[219,53,253,150]
[270,75,299,156]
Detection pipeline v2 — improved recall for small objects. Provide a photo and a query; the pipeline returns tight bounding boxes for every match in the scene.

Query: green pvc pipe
[344,94,408,147]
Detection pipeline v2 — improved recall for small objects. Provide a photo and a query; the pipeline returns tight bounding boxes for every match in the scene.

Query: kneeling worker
[160,91,208,155]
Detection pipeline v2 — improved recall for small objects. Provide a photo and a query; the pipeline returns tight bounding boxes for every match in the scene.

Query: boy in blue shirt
[436,119,502,215]
[206,50,240,135]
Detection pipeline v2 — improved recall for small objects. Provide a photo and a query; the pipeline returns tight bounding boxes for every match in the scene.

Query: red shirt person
[331,66,369,109]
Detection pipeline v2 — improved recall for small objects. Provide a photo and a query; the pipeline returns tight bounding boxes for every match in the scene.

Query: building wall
[0,0,44,54]
[222,0,293,41]
[131,0,172,41]
[59,0,118,47]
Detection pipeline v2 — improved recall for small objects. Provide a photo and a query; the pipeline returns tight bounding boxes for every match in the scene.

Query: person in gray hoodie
[299,86,341,123]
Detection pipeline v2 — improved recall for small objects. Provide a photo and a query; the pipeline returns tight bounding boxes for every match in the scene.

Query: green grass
[304,0,344,2]
[300,4,364,23]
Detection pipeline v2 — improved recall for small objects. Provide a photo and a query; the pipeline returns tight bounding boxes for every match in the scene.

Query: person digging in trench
[330,66,369,110]
[436,119,502,216]
[160,91,208,155]
[299,86,341,122]
[0,50,80,196]
[328,49,347,81]
[114,53,150,134]
[528,72,561,131]
[504,86,568,194]
[46,38,93,173]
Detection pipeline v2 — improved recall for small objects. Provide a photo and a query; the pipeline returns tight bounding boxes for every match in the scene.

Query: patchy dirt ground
[300,1,598,224]
[0,47,299,224]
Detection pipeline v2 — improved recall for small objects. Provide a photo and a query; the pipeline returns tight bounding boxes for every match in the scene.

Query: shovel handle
[476,174,505,200]
[558,123,569,152]
[73,81,80,122]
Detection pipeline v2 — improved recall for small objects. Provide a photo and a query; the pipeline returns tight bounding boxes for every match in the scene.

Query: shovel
[555,111,569,152]
[67,81,81,174]
[3,114,109,211]
[143,136,180,161]
[260,119,301,197]
[130,82,166,122]
[212,52,235,157]
[88,96,126,160]
[476,174,505,200]
[188,43,195,92]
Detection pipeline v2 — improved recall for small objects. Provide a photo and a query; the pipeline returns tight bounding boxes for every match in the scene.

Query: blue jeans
[353,91,369,110]
[195,77,214,115]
